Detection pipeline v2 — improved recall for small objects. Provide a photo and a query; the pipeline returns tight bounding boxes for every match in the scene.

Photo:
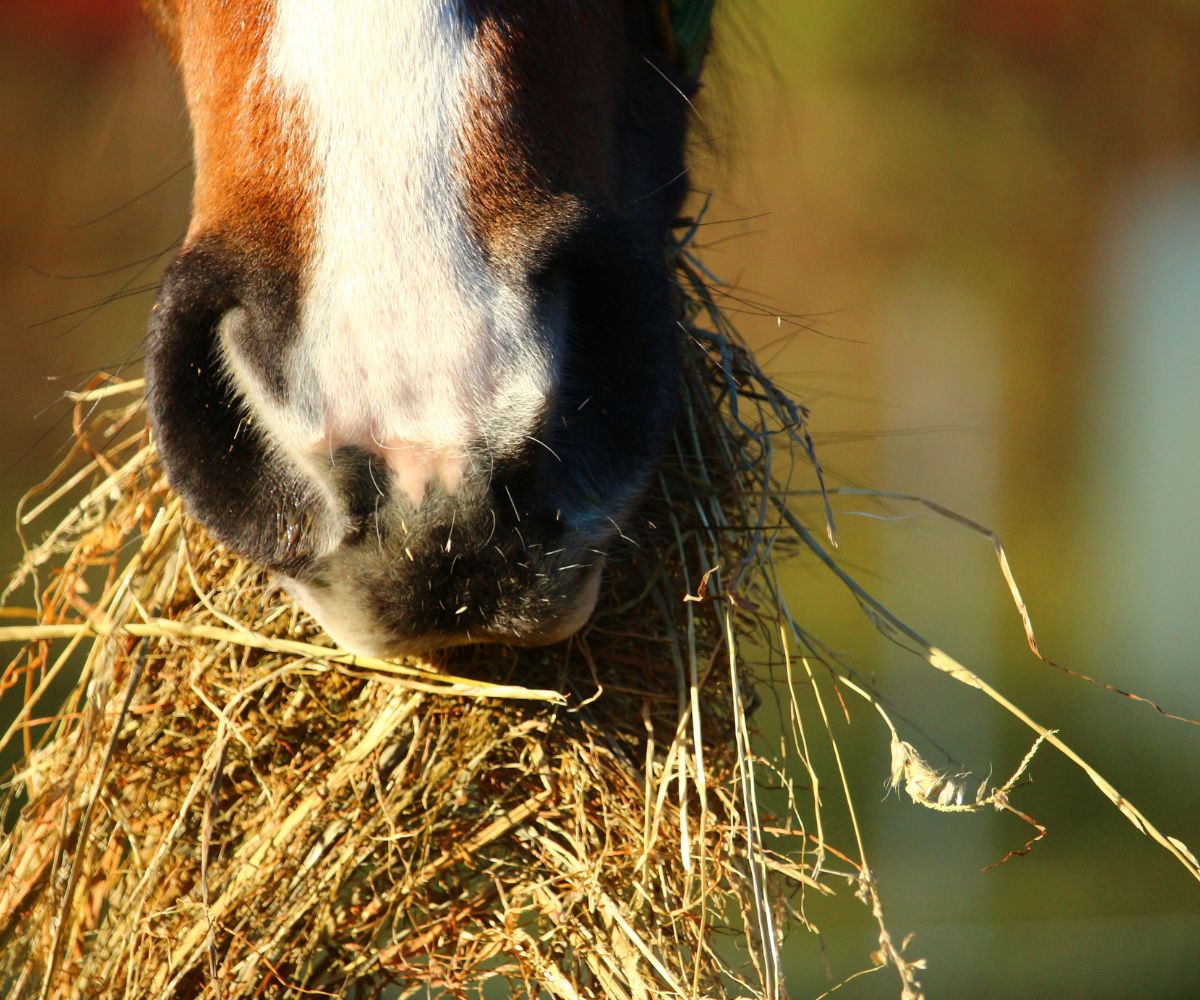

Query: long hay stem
[777,503,1200,885]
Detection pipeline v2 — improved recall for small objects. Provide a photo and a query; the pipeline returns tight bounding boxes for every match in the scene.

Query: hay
[2,236,1195,999]
[0,235,905,1000]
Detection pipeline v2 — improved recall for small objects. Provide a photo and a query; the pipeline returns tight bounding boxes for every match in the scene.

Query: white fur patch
[252,0,550,512]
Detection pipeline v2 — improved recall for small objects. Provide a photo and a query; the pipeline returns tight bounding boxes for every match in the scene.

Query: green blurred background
[1,2,1198,996]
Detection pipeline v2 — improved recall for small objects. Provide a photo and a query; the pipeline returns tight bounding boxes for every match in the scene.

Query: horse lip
[283,557,606,660]
[487,559,604,648]
[382,559,606,655]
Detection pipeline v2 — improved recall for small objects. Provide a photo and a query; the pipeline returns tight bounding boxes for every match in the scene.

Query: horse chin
[282,558,605,661]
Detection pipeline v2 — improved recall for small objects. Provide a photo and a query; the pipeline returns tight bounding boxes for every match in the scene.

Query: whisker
[642,54,704,122]
[67,162,192,231]
[526,435,561,462]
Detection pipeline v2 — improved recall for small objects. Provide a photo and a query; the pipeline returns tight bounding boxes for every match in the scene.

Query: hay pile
[4,241,1194,1000]
[0,243,926,1000]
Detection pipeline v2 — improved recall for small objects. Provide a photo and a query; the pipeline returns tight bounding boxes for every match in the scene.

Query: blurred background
[1,1,1198,996]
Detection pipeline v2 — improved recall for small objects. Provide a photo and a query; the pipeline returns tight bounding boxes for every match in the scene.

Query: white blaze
[257,0,549,506]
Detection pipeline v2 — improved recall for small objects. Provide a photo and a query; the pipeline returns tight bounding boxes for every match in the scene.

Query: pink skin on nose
[316,428,467,507]
[375,439,466,506]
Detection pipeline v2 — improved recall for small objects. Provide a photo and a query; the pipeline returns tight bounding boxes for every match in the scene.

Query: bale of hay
[0,247,928,1000]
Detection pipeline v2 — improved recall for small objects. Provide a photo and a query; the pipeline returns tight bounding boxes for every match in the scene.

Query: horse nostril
[146,242,322,574]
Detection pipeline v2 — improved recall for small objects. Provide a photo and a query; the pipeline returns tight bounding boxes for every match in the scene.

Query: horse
[141,0,710,657]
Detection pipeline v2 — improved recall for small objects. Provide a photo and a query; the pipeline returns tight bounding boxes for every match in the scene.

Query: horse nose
[146,243,610,658]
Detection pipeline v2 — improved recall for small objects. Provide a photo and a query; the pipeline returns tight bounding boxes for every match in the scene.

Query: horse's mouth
[284,556,606,660]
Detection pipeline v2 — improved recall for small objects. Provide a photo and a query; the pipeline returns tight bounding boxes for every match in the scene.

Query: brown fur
[142,0,314,268]
[144,1,641,274]
[460,3,628,267]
